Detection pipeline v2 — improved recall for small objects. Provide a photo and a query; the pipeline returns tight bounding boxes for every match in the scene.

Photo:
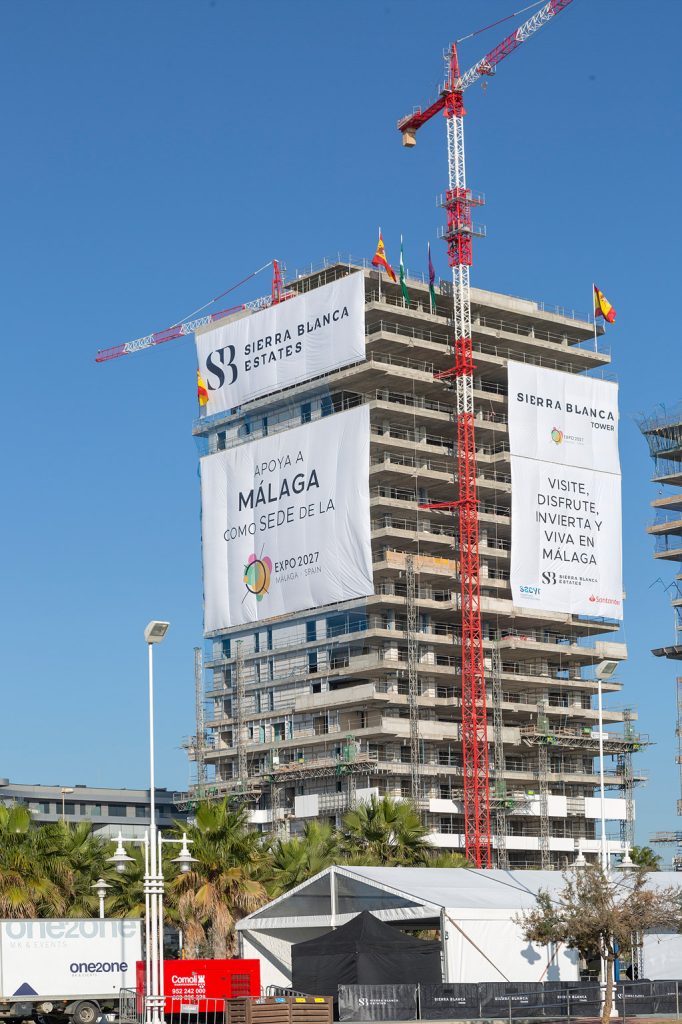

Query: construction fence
[336,980,682,1021]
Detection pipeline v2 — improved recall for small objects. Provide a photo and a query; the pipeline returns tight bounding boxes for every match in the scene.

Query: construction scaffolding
[535,703,552,871]
[235,641,247,793]
[490,644,509,869]
[406,553,422,809]
[617,708,636,849]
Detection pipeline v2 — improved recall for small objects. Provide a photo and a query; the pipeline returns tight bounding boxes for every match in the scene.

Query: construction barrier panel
[418,983,480,1019]
[338,985,417,1021]
[615,980,679,1017]
[478,982,546,1018]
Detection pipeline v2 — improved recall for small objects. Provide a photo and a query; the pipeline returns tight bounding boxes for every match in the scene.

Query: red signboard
[136,959,260,1012]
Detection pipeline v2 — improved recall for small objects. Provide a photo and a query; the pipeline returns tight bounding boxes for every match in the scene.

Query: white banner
[508,362,620,473]
[196,273,365,413]
[510,456,623,617]
[0,919,141,997]
[201,406,373,631]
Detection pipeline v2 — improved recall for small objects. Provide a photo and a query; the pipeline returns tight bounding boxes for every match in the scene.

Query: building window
[136,806,147,819]
[301,402,312,423]
[216,431,227,451]
[33,801,51,814]
[306,620,316,643]
[273,722,285,742]
[108,805,127,817]
[308,652,318,674]
[90,804,102,816]
[64,802,76,815]
[312,682,322,694]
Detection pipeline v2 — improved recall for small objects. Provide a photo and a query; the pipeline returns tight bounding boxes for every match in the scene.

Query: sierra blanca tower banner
[200,406,374,631]
[508,362,623,618]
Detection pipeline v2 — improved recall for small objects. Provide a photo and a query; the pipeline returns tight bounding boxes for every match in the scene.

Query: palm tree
[269,820,339,896]
[425,850,471,868]
[339,795,431,865]
[628,845,662,871]
[166,800,269,957]
[34,820,108,916]
[0,805,62,917]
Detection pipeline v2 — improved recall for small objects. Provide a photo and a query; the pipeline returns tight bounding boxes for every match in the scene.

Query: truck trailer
[0,918,141,1023]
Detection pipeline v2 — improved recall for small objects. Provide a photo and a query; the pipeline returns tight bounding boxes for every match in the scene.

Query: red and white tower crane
[397,0,575,868]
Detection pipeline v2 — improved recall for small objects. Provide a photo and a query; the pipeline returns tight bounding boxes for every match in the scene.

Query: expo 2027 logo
[551,427,564,445]
[243,553,272,602]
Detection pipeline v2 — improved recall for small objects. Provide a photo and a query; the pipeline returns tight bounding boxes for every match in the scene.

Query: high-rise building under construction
[180,259,641,868]
[640,408,682,822]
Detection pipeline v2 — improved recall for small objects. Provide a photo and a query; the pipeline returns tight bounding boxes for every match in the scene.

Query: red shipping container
[136,959,260,1012]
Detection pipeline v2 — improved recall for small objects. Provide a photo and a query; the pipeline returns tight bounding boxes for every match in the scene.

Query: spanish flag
[197,368,209,406]
[371,229,397,283]
[594,285,616,324]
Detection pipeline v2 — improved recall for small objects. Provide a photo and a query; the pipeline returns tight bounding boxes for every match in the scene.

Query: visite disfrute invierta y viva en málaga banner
[200,405,374,631]
[508,362,623,619]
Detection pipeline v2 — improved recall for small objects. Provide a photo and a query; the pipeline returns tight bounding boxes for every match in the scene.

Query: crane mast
[443,43,491,868]
[398,0,575,868]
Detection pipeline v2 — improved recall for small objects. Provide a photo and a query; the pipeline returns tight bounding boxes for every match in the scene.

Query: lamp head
[596,659,619,680]
[172,833,197,874]
[107,833,134,875]
[91,877,112,898]
[144,621,170,645]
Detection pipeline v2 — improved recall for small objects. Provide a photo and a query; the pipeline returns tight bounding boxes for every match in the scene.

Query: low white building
[237,866,682,991]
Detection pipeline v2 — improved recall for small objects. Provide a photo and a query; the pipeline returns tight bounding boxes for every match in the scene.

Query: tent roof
[293,910,439,954]
[238,866,682,932]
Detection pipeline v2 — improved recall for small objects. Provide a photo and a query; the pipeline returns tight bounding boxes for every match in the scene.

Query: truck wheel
[71,1002,100,1024]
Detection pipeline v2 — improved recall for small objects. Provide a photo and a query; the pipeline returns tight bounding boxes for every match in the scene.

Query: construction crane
[95,260,289,363]
[398,0,575,868]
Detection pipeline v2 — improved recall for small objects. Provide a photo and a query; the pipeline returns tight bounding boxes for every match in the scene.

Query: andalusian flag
[371,229,397,283]
[399,235,410,305]
[197,368,209,406]
[428,242,436,313]
[594,284,616,324]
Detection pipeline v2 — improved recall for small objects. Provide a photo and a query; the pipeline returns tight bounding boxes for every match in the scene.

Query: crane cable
[456,0,545,44]
[173,260,273,328]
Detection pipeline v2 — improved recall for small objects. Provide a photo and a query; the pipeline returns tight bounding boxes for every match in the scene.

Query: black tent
[292,911,442,994]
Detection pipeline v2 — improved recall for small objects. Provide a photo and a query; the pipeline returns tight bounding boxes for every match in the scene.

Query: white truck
[0,919,142,1024]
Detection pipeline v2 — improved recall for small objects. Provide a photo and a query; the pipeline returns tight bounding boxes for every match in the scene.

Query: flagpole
[378,226,382,305]
[592,283,598,352]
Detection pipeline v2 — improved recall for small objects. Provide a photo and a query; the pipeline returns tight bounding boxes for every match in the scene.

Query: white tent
[237,866,682,991]
[238,866,579,990]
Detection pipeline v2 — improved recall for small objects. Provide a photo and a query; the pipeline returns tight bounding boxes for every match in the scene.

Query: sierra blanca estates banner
[508,362,623,618]
[195,272,365,414]
[200,405,374,631]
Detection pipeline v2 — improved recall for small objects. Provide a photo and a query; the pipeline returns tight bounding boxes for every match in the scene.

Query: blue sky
[1,0,680,848]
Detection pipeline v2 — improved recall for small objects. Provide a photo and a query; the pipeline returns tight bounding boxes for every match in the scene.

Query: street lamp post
[595,659,621,1020]
[144,620,169,1024]
[90,878,112,919]
[109,830,194,1024]
[107,621,196,1024]
[60,787,74,822]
